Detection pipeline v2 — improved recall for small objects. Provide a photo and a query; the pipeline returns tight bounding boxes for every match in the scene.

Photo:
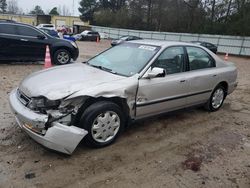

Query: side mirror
[37,35,46,40]
[145,67,166,79]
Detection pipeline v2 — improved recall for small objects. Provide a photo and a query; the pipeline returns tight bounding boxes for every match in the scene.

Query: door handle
[180,80,186,83]
[213,74,217,77]
[20,39,28,42]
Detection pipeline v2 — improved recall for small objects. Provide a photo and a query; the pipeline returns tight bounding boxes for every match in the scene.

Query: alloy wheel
[212,88,224,109]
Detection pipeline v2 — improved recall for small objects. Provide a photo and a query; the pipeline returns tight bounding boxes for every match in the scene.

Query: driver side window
[152,46,185,75]
[17,25,42,37]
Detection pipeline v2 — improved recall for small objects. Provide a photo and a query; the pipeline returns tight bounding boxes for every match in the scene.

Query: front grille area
[17,89,31,106]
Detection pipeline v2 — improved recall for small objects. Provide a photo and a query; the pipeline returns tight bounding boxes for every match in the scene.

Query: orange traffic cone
[96,36,100,43]
[44,45,52,69]
[224,53,229,61]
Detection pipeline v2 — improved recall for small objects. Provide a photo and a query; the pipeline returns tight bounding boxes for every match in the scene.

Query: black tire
[79,101,125,148]
[53,49,71,65]
[205,85,226,112]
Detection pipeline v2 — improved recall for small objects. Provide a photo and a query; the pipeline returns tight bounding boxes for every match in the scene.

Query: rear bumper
[9,88,87,155]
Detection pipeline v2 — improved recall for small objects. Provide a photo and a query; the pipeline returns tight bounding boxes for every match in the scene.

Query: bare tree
[211,0,216,22]
[225,0,232,22]
[7,0,22,14]
[84,0,250,35]
[146,0,152,28]
[182,0,202,31]
[58,5,71,16]
[0,0,7,13]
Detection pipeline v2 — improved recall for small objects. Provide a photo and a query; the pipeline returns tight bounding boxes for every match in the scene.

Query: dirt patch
[183,156,203,172]
[0,41,250,188]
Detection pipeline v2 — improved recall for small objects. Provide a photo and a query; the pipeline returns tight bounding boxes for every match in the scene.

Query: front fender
[65,75,139,118]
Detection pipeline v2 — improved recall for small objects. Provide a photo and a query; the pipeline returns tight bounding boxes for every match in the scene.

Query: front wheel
[79,101,125,148]
[53,49,71,65]
[205,85,226,112]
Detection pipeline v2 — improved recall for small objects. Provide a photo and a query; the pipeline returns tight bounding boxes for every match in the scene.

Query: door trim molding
[136,89,212,107]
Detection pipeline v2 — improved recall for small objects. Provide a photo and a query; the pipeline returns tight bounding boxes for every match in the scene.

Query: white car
[37,24,56,30]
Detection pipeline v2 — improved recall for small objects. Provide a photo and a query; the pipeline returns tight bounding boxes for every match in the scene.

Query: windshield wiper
[89,64,117,74]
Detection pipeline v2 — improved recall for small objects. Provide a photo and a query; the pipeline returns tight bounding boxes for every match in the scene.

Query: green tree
[29,5,45,15]
[49,7,59,15]
[0,0,7,13]
[79,0,250,36]
[99,0,126,12]
[79,0,97,23]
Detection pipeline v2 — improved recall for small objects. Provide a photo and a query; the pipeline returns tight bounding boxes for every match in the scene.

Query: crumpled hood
[19,63,125,100]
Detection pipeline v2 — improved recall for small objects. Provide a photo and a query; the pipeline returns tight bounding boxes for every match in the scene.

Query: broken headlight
[28,97,60,111]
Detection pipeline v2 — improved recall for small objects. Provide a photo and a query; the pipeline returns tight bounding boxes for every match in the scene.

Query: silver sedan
[9,40,238,154]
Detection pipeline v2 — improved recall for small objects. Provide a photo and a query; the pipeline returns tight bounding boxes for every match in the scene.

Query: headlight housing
[71,41,78,48]
[28,97,60,111]
[59,97,85,113]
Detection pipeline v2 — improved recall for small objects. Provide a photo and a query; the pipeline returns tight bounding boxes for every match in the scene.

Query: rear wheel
[79,101,125,147]
[53,49,71,65]
[205,85,226,112]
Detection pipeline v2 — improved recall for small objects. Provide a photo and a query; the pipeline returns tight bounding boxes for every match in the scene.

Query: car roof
[0,19,16,23]
[0,21,34,28]
[191,41,202,44]
[191,41,214,45]
[120,35,140,38]
[128,39,200,48]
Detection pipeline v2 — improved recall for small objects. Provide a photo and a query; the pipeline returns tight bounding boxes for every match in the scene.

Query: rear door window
[186,46,215,71]
[0,24,18,35]
[17,25,42,37]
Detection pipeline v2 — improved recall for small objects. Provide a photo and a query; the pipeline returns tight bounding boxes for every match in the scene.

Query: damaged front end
[9,88,88,155]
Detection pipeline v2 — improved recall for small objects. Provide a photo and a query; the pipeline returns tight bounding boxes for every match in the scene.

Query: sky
[18,0,81,16]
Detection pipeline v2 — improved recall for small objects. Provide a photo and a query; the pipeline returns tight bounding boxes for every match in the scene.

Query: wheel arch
[217,81,228,95]
[74,96,131,128]
[204,81,228,112]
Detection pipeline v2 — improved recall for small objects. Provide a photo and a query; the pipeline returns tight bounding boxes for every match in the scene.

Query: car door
[86,31,93,40]
[0,23,19,60]
[184,46,218,106]
[16,25,48,60]
[136,46,189,118]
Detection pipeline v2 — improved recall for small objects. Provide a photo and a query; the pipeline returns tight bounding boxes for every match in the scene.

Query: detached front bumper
[9,88,88,155]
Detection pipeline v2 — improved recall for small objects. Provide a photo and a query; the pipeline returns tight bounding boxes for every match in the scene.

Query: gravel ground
[0,40,250,188]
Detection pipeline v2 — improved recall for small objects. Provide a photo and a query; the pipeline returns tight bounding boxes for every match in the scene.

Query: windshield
[87,43,160,77]
[81,30,89,34]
